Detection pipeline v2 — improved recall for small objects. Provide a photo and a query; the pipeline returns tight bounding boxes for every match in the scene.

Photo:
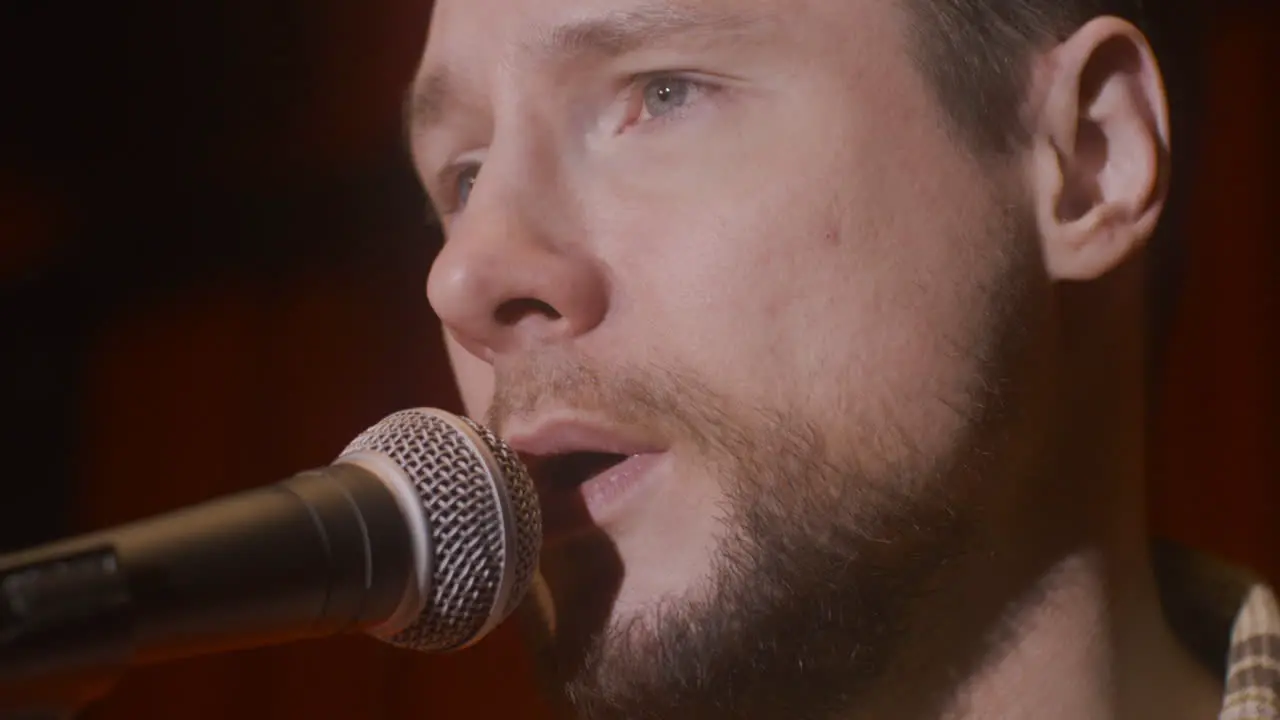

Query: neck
[939,544,1222,720]
[871,263,1223,720]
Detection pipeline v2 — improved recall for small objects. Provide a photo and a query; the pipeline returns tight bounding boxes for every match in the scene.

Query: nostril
[494,297,562,326]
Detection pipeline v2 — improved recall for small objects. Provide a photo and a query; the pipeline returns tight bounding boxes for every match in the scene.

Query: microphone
[0,408,542,687]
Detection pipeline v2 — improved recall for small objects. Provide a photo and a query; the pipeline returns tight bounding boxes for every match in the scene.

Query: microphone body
[0,408,541,692]
[0,463,415,682]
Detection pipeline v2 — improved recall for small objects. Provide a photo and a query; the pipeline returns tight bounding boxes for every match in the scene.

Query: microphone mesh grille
[453,416,543,622]
[339,408,541,652]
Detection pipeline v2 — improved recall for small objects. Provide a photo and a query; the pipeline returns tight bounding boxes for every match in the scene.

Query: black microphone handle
[0,462,418,686]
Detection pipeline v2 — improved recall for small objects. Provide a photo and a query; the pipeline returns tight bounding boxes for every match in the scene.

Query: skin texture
[407,0,1222,718]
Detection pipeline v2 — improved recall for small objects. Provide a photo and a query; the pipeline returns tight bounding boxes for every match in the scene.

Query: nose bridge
[426,124,608,362]
[476,130,563,247]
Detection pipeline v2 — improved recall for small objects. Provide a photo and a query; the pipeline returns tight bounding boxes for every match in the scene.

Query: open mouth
[525,451,631,493]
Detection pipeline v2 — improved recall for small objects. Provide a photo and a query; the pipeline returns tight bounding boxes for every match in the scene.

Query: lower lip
[541,453,665,542]
[579,452,664,518]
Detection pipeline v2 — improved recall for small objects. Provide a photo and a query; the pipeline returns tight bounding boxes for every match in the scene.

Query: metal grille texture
[455,416,542,621]
[338,408,541,652]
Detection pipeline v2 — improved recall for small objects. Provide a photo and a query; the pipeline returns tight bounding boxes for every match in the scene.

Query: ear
[1027,17,1171,282]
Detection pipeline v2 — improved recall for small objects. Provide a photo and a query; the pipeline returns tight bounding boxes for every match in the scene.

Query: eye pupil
[642,77,690,118]
[457,166,479,207]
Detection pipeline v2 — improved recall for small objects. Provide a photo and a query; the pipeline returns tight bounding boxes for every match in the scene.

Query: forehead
[418,0,876,85]
[424,0,775,56]
[411,0,908,139]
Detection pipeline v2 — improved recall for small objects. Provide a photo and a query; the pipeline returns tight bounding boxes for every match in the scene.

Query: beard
[556,414,982,720]
[489,216,1039,720]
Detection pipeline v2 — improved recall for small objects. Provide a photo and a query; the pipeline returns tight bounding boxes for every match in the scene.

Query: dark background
[0,1,1275,717]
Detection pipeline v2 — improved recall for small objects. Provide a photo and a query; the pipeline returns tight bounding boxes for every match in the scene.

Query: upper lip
[502,415,665,495]
[502,415,664,460]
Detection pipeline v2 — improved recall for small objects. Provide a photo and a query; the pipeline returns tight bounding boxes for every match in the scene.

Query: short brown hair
[904,0,1203,369]
[905,0,1148,154]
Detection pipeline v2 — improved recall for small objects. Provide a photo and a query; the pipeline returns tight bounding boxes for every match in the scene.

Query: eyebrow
[405,5,771,134]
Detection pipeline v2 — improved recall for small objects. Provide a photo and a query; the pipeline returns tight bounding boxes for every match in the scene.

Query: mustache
[484,354,737,452]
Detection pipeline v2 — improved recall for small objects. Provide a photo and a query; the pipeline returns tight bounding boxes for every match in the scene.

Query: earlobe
[1028,17,1171,283]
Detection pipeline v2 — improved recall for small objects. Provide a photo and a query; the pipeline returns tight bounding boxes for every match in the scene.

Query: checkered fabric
[1221,584,1280,719]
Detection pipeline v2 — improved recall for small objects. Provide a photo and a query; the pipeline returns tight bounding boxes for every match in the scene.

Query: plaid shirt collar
[1221,584,1280,719]
[1154,541,1280,719]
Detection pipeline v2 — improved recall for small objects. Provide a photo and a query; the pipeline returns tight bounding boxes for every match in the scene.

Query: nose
[427,172,609,362]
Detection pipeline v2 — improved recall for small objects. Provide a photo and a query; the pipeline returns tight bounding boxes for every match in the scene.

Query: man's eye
[637,76,698,123]
[454,164,480,209]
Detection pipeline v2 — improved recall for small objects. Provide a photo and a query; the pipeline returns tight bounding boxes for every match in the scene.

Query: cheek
[584,122,891,397]
[581,108,859,400]
[582,83,1005,459]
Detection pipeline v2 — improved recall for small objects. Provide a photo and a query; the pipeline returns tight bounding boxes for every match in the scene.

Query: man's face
[412,0,1054,716]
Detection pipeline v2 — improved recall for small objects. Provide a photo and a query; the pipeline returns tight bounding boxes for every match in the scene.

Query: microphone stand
[0,546,131,718]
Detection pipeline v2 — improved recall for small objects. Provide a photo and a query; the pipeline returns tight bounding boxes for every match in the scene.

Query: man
[407,0,1277,718]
